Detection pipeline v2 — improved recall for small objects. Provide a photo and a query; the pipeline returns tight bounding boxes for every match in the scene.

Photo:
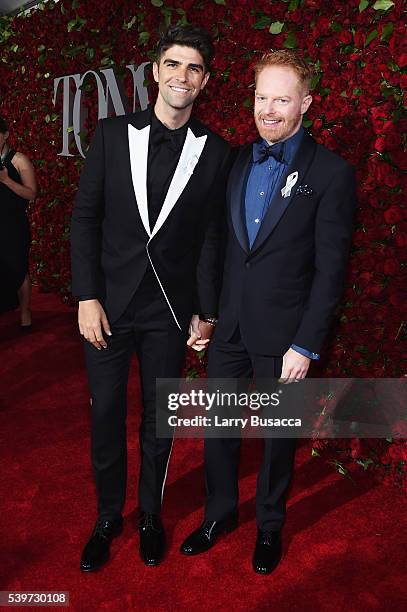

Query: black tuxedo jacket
[71,108,231,329]
[214,131,356,356]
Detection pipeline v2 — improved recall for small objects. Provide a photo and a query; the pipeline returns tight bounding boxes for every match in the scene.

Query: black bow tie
[253,141,286,164]
[152,127,186,152]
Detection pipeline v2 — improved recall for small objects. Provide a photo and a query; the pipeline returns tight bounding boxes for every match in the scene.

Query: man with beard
[181,50,356,574]
[71,25,230,571]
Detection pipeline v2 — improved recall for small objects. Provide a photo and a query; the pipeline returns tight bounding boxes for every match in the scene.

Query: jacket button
[245,262,251,269]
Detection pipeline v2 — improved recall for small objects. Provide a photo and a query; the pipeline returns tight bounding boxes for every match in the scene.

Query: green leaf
[123,16,137,30]
[139,31,150,44]
[243,97,253,108]
[303,118,313,128]
[359,0,369,11]
[86,47,95,61]
[253,15,272,30]
[310,73,321,90]
[288,0,300,9]
[151,0,163,6]
[373,0,394,10]
[214,0,226,4]
[221,67,230,81]
[381,22,394,41]
[72,0,80,8]
[37,44,46,52]
[161,6,173,26]
[365,29,378,46]
[311,448,320,457]
[269,21,284,34]
[283,31,298,49]
[357,458,374,470]
[330,21,342,32]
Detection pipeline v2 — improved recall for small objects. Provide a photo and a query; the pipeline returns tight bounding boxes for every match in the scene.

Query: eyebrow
[163,58,204,71]
[255,93,292,99]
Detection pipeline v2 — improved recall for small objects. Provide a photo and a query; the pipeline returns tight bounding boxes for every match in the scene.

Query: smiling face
[254,65,312,144]
[153,44,210,114]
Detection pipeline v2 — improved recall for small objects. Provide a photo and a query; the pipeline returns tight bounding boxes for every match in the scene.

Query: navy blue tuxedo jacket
[214,131,356,356]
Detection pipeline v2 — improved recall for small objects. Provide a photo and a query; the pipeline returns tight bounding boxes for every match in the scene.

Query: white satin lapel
[150,128,207,239]
[128,123,151,238]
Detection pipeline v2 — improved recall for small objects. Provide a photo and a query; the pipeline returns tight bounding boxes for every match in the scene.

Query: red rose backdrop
[0,0,405,485]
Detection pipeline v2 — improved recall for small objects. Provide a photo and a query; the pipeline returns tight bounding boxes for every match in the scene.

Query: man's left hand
[279,347,311,384]
[187,315,214,351]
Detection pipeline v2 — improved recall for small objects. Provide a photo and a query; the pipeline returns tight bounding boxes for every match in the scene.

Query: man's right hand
[78,299,112,350]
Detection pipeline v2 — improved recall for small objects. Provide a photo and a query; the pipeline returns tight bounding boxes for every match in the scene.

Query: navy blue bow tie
[253,141,286,164]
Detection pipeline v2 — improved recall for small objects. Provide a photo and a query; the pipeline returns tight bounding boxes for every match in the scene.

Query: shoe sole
[142,556,164,567]
[180,519,238,556]
[252,552,282,575]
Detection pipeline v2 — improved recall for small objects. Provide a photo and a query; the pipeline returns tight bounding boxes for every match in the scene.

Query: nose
[263,99,277,115]
[174,65,188,82]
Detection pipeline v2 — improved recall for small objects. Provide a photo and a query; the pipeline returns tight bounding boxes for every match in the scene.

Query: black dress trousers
[204,327,297,531]
[84,270,188,520]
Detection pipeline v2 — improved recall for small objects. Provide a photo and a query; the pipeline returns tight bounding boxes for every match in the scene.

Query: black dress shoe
[252,528,282,574]
[139,512,165,566]
[180,513,238,555]
[80,517,123,572]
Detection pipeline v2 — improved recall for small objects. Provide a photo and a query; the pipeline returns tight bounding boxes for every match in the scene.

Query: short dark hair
[155,25,214,72]
[0,116,8,134]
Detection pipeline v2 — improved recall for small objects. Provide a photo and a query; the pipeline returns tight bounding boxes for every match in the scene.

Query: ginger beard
[253,65,312,145]
[255,109,302,144]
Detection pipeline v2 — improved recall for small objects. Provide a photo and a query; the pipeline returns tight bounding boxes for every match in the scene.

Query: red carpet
[1,289,406,611]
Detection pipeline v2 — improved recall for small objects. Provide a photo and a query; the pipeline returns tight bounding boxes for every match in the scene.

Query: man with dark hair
[182,50,356,574]
[71,25,230,571]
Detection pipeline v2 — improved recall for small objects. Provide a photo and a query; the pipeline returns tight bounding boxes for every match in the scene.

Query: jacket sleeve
[193,147,232,316]
[292,162,356,353]
[70,120,106,299]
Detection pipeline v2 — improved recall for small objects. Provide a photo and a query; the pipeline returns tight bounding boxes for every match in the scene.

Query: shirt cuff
[291,344,320,360]
[78,295,99,301]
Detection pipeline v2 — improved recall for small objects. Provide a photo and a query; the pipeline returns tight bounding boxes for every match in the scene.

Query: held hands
[187,314,215,351]
[78,299,111,350]
[279,347,311,384]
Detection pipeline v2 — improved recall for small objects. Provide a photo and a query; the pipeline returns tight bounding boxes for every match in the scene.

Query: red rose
[384,207,404,224]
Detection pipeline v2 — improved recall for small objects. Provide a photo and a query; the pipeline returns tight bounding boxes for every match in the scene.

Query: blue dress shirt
[244,127,320,361]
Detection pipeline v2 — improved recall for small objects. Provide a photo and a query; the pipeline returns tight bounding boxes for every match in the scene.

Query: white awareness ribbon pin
[281,171,299,198]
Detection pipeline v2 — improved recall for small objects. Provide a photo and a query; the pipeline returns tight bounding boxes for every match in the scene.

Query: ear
[152,62,159,84]
[301,94,312,115]
[200,71,210,91]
